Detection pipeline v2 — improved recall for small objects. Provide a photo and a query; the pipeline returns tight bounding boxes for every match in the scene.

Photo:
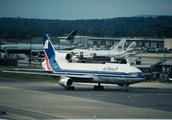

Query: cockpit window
[132,72,143,75]
[132,72,137,75]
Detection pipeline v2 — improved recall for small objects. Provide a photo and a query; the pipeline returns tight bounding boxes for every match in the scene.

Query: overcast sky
[0,0,172,20]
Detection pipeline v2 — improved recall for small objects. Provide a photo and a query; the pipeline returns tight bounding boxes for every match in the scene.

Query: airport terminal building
[76,36,172,48]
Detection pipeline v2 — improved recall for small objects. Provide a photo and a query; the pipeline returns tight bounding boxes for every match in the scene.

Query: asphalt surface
[0,77,172,119]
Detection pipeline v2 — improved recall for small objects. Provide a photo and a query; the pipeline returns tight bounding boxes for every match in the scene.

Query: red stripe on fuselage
[44,51,52,70]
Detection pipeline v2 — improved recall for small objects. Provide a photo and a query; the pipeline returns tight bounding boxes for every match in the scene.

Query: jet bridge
[152,58,168,81]
[153,58,167,66]
[152,58,167,72]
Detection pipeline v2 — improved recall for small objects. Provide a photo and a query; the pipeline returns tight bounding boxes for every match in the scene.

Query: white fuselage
[74,50,136,59]
[52,59,145,85]
[0,44,76,54]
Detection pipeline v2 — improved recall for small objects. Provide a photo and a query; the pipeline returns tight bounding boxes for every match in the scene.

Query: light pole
[28,28,32,66]
[58,29,61,52]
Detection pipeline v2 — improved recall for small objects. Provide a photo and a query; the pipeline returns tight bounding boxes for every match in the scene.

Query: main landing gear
[65,86,75,90]
[123,85,128,92]
[94,83,104,90]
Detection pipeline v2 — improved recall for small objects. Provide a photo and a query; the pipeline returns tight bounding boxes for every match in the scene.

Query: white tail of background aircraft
[114,41,136,59]
[110,38,127,52]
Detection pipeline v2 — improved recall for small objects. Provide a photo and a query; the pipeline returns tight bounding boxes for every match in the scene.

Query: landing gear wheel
[94,85,97,90]
[65,86,75,91]
[123,85,128,92]
[124,89,128,92]
[101,86,104,90]
[72,86,75,90]
[94,83,104,91]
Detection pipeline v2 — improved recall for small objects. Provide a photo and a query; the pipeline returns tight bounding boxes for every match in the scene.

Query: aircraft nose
[138,74,146,81]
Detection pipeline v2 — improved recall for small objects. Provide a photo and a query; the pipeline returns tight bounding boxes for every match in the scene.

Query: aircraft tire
[94,86,97,90]
[72,86,75,90]
[94,86,104,90]
[65,86,75,90]
[124,89,128,92]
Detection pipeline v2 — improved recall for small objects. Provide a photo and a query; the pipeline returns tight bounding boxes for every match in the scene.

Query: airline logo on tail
[125,41,136,52]
[129,45,135,48]
[44,40,49,49]
[43,34,62,71]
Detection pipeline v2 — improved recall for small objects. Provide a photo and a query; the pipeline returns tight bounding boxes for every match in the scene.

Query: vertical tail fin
[43,34,61,71]
[65,30,77,45]
[111,38,126,51]
[60,30,77,45]
[66,30,77,40]
[125,41,136,52]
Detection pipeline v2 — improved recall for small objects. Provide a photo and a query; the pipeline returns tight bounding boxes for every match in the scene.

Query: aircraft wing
[3,70,55,76]
[2,70,92,79]
[0,68,53,72]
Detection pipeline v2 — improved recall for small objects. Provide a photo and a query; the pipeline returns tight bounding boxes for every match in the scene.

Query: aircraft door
[92,71,104,82]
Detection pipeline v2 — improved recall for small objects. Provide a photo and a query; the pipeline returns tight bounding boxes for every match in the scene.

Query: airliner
[73,39,136,59]
[60,30,77,45]
[0,30,77,57]
[3,34,145,92]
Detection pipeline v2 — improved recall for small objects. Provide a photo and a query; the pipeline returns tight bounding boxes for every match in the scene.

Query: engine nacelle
[59,77,73,87]
[65,52,73,61]
[55,52,73,63]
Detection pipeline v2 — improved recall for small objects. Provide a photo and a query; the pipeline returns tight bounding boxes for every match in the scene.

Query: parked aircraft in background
[60,30,77,45]
[3,34,145,92]
[69,38,126,58]
[73,39,136,60]
[0,30,78,58]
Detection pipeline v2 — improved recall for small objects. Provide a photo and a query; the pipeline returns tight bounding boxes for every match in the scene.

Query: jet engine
[55,52,73,63]
[59,77,74,90]
[65,52,73,61]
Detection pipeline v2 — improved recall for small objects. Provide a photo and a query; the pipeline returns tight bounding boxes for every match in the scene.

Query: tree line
[0,16,172,41]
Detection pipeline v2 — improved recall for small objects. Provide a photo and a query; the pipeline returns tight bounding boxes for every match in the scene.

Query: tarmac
[0,77,172,119]
[0,52,172,119]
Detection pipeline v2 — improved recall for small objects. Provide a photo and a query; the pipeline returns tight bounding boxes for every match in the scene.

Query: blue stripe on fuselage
[53,69,145,79]
[137,74,145,78]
